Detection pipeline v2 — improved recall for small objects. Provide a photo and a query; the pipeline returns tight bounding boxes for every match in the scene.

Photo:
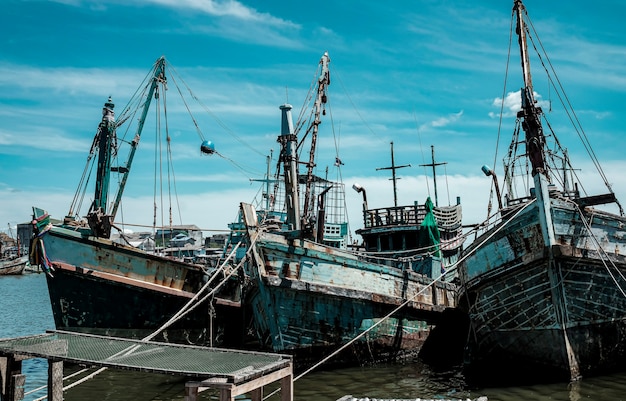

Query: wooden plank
[10,373,25,401]
[186,364,293,401]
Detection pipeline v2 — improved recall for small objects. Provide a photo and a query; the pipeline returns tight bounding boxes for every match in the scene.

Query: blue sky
[2,0,626,238]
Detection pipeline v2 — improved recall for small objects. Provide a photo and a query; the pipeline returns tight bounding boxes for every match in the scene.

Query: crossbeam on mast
[419,145,447,207]
[376,141,410,207]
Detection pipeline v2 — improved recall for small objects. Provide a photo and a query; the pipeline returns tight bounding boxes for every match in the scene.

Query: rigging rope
[165,60,267,171]
[566,199,626,298]
[523,11,623,215]
[333,68,387,145]
[487,10,516,219]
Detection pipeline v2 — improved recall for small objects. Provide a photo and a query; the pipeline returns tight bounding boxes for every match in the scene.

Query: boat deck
[0,330,292,401]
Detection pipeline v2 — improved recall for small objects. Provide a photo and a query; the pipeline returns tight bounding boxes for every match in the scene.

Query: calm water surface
[1,273,625,400]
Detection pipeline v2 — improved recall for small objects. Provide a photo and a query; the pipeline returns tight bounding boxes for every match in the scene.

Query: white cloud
[489,90,550,119]
[0,127,88,152]
[430,110,464,128]
[0,63,143,97]
[146,0,298,28]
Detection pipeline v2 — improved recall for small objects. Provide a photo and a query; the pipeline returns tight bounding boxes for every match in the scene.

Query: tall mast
[419,145,447,207]
[85,57,166,238]
[110,57,167,218]
[514,0,556,247]
[302,52,331,223]
[377,141,410,207]
[514,0,547,177]
[90,97,116,215]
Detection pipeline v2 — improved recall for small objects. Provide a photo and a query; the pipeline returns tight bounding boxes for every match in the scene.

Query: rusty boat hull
[240,203,459,368]
[34,224,244,346]
[459,199,626,382]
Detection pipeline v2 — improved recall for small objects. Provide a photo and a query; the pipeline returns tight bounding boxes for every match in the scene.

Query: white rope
[145,232,262,333]
[142,239,244,341]
[24,368,91,397]
[260,211,516,400]
[263,273,446,400]
[444,200,536,277]
[32,367,108,401]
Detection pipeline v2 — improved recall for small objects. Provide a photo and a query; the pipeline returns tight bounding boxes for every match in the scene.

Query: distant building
[170,233,196,248]
[0,232,17,258]
[155,225,203,248]
[205,234,227,248]
[112,232,156,251]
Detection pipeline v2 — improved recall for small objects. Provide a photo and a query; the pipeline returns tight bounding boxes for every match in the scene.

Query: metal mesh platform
[0,330,290,383]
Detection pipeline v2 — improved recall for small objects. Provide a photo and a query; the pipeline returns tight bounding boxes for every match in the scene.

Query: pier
[0,330,292,401]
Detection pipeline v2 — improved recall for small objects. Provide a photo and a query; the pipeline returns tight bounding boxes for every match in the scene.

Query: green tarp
[418,197,441,258]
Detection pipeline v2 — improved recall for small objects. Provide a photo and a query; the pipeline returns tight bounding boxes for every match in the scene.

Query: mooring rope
[142,239,245,341]
[262,276,446,400]
[260,213,512,400]
[26,368,91,398]
[264,201,540,401]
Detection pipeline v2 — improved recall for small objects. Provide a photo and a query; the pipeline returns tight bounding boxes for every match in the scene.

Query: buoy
[200,140,215,155]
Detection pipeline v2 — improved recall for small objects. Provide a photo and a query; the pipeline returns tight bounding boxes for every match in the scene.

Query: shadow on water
[294,360,472,401]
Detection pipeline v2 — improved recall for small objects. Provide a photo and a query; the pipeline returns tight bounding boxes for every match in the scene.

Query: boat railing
[505,194,534,208]
[434,204,463,230]
[362,203,462,231]
[362,205,426,228]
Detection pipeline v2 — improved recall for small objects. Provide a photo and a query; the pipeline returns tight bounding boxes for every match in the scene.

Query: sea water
[2,273,626,401]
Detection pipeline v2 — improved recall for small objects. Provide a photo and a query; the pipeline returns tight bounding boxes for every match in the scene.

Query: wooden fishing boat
[0,225,28,275]
[30,58,242,346]
[0,255,28,276]
[458,0,626,383]
[236,52,465,368]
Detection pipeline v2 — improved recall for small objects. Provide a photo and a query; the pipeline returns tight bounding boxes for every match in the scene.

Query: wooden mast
[376,141,410,207]
[515,0,578,380]
[302,52,331,224]
[514,0,546,178]
[419,145,447,207]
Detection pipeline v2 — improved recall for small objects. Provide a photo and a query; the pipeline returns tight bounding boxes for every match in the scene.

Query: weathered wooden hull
[36,226,243,346]
[44,263,213,344]
[459,199,626,381]
[244,228,457,367]
[0,256,28,276]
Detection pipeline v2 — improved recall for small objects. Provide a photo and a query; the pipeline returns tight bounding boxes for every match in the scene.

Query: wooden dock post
[0,355,26,401]
[184,363,293,401]
[48,360,63,401]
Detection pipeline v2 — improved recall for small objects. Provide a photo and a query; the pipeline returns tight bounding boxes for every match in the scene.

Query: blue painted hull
[459,199,626,381]
[243,226,458,366]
